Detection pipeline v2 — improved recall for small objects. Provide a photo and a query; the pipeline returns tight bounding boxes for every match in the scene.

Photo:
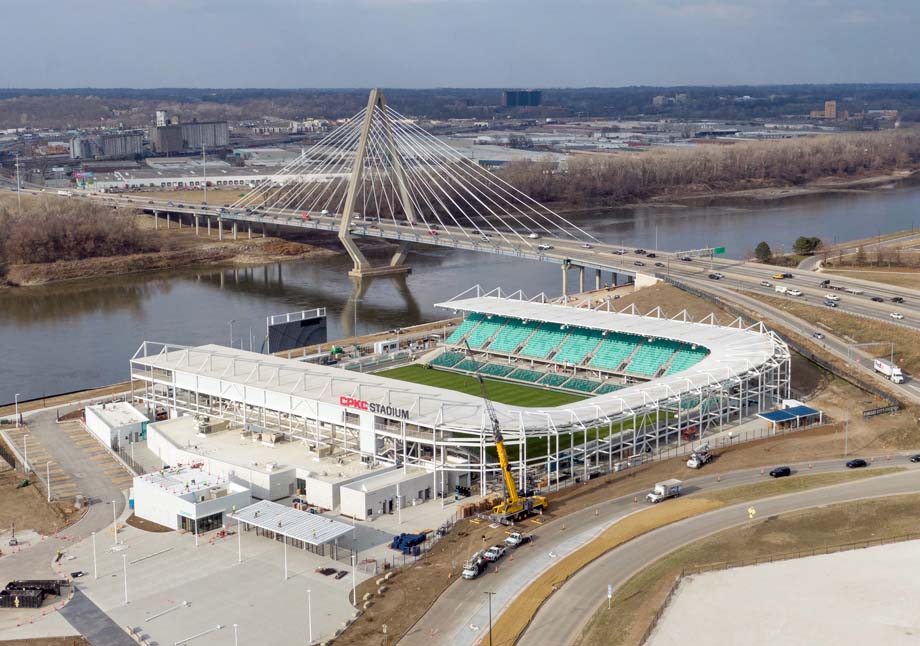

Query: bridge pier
[595,269,601,290]
[207,216,211,237]
[578,266,585,293]
[561,264,569,298]
[232,222,238,240]
[194,214,199,236]
[166,213,170,229]
[177,214,182,229]
[153,211,159,230]
[218,217,223,241]
[248,223,252,240]
[262,224,266,238]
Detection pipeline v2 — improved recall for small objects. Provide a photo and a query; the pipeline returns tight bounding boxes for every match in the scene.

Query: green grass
[375,364,586,407]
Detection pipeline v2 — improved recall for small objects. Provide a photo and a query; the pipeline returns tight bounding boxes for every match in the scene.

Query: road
[519,466,920,646]
[401,457,920,646]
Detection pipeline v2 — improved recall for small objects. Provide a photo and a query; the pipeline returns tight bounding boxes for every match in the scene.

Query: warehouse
[132,465,251,533]
[84,402,148,451]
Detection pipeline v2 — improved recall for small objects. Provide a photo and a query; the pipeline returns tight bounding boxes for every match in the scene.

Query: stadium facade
[130,290,790,498]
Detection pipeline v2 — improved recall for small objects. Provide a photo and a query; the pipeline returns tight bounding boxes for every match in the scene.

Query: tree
[793,236,822,255]
[754,241,772,263]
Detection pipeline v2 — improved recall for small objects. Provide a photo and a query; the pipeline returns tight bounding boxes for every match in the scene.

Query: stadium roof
[131,298,784,433]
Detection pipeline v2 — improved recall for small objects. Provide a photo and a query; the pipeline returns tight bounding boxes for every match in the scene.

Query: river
[3,186,920,403]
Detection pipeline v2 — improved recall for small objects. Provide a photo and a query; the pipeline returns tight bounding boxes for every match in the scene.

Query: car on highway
[301,212,311,220]
[634,260,646,266]
[825,294,840,301]
[846,458,869,469]
[910,455,920,463]
[538,244,554,251]
[428,229,439,236]
[892,296,905,303]
[654,262,664,267]
[760,280,772,287]
[772,273,786,279]
[147,200,154,205]
[712,272,724,279]
[527,232,540,239]
[787,289,803,297]
[167,201,175,206]
[824,300,838,308]
[680,256,693,262]
[819,279,830,287]
[769,466,792,478]
[813,332,825,340]
[581,243,592,249]
[707,273,721,280]
[891,312,905,320]
[871,296,884,302]
[647,252,657,258]
[480,235,490,242]
[634,249,647,255]
[321,209,329,215]
[612,249,627,255]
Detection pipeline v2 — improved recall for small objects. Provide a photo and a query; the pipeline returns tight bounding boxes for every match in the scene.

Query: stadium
[129,287,790,499]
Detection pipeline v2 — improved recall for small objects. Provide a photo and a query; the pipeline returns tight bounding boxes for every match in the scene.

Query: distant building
[156,110,168,127]
[652,95,667,107]
[152,120,229,154]
[502,90,542,107]
[69,132,143,160]
[824,100,837,120]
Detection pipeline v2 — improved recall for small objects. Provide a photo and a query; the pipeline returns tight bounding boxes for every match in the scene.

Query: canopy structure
[230,500,352,546]
[757,405,822,427]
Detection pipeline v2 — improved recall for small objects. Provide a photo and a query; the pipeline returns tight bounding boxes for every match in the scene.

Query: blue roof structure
[757,405,821,423]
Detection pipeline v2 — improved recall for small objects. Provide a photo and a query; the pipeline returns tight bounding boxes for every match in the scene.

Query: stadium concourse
[129,287,790,502]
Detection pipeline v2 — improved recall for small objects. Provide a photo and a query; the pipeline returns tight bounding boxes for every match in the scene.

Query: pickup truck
[504,532,533,548]
[646,479,683,504]
[483,545,507,562]
[462,551,488,579]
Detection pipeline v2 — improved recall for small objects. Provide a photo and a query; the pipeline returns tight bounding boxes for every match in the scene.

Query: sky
[1,0,916,88]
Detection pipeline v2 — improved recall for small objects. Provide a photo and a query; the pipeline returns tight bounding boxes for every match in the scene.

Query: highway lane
[519,466,920,646]
[401,456,920,646]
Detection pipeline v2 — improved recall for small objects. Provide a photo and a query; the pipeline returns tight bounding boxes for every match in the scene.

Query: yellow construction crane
[465,341,547,523]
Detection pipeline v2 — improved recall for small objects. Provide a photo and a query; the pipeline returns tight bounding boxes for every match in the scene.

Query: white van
[775,285,788,294]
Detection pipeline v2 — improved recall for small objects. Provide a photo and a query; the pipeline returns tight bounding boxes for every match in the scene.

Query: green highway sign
[714,247,726,255]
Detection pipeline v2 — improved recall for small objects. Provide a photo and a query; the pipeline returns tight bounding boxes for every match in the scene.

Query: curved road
[520,467,920,646]
[401,457,920,646]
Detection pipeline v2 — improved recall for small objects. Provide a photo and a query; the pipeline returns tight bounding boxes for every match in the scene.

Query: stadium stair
[626,339,682,377]
[485,318,539,354]
[553,328,605,365]
[445,313,484,345]
[465,316,507,349]
[589,333,641,371]
[520,324,570,359]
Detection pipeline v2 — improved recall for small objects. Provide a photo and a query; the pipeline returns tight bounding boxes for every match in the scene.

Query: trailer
[646,479,683,504]
[874,358,904,384]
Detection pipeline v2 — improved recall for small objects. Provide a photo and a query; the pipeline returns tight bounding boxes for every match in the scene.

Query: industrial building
[132,465,251,532]
[84,402,148,451]
[70,132,144,160]
[502,90,542,107]
[129,291,789,502]
[151,121,230,154]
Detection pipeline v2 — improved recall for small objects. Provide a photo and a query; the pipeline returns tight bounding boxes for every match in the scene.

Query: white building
[340,467,436,521]
[132,465,251,533]
[84,402,148,451]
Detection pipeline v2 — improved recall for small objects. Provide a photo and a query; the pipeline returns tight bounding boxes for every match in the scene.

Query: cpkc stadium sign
[339,396,410,420]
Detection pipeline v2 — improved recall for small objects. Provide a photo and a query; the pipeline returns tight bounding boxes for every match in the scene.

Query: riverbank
[0,212,393,288]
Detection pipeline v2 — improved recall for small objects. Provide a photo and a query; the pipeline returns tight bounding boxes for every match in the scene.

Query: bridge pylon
[340,89,413,278]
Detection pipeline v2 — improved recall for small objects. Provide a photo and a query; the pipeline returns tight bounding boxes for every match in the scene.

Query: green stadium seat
[562,377,602,393]
[626,339,682,376]
[595,382,623,395]
[665,346,710,375]
[520,324,569,359]
[553,328,604,365]
[454,358,483,372]
[538,373,568,387]
[486,318,538,353]
[465,316,506,349]
[589,333,641,371]
[508,368,544,383]
[445,313,484,345]
[479,363,515,378]
[430,351,465,368]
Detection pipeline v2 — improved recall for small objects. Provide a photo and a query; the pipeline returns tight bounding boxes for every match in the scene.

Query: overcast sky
[2,0,916,88]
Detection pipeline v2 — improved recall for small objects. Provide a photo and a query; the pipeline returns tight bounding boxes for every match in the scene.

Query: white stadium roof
[131,297,783,433]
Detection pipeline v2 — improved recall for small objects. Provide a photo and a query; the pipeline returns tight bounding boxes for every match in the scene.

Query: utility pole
[484,591,495,646]
[14,152,22,217]
[202,143,208,205]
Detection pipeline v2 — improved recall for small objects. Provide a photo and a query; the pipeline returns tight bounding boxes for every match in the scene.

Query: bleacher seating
[589,334,641,370]
[508,368,544,383]
[454,359,483,372]
[430,351,465,368]
[465,316,506,349]
[626,339,681,376]
[553,328,604,365]
[520,324,570,359]
[445,313,484,345]
[479,363,514,378]
[486,319,538,353]
[595,382,623,395]
[538,373,568,387]
[666,346,709,375]
[563,377,602,393]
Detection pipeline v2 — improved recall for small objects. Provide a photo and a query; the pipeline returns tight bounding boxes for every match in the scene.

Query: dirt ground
[0,466,72,537]
[578,492,920,646]
[125,514,171,533]
[824,266,920,290]
[596,282,736,324]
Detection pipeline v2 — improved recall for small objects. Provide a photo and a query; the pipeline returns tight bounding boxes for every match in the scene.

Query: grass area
[578,489,920,646]
[375,364,586,407]
[824,266,920,290]
[755,293,920,375]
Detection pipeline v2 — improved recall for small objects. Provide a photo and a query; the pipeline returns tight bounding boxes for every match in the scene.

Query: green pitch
[375,364,586,407]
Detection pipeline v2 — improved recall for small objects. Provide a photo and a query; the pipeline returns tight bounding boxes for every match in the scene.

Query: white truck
[774,285,787,294]
[874,358,904,384]
[646,479,683,504]
[462,551,488,580]
[686,444,713,469]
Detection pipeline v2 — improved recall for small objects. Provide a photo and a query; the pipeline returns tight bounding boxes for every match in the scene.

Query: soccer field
[375,364,586,407]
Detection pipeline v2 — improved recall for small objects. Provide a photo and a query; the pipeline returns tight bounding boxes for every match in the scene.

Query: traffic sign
[714,246,726,255]
[607,583,613,598]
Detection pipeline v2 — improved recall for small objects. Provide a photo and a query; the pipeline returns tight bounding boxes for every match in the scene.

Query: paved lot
[650,540,920,646]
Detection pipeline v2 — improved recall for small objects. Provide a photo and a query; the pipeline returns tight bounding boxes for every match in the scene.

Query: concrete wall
[340,470,435,521]
[132,476,251,531]
[298,465,398,511]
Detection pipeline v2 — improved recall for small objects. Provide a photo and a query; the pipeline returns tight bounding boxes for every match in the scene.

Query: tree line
[498,128,920,206]
[0,198,160,266]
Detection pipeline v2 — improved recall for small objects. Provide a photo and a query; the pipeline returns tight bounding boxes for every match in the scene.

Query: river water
[3,186,920,403]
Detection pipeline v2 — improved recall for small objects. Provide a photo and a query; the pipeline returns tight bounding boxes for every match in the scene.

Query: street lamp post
[122,554,128,604]
[233,623,238,646]
[484,591,495,646]
[351,553,357,606]
[13,393,20,428]
[92,531,98,579]
[307,589,313,645]
[229,320,235,346]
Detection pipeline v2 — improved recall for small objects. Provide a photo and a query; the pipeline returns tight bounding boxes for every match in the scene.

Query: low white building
[132,466,251,533]
[84,402,148,451]
[340,467,436,521]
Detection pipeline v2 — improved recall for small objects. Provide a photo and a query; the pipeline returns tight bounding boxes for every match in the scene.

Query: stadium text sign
[339,396,410,420]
